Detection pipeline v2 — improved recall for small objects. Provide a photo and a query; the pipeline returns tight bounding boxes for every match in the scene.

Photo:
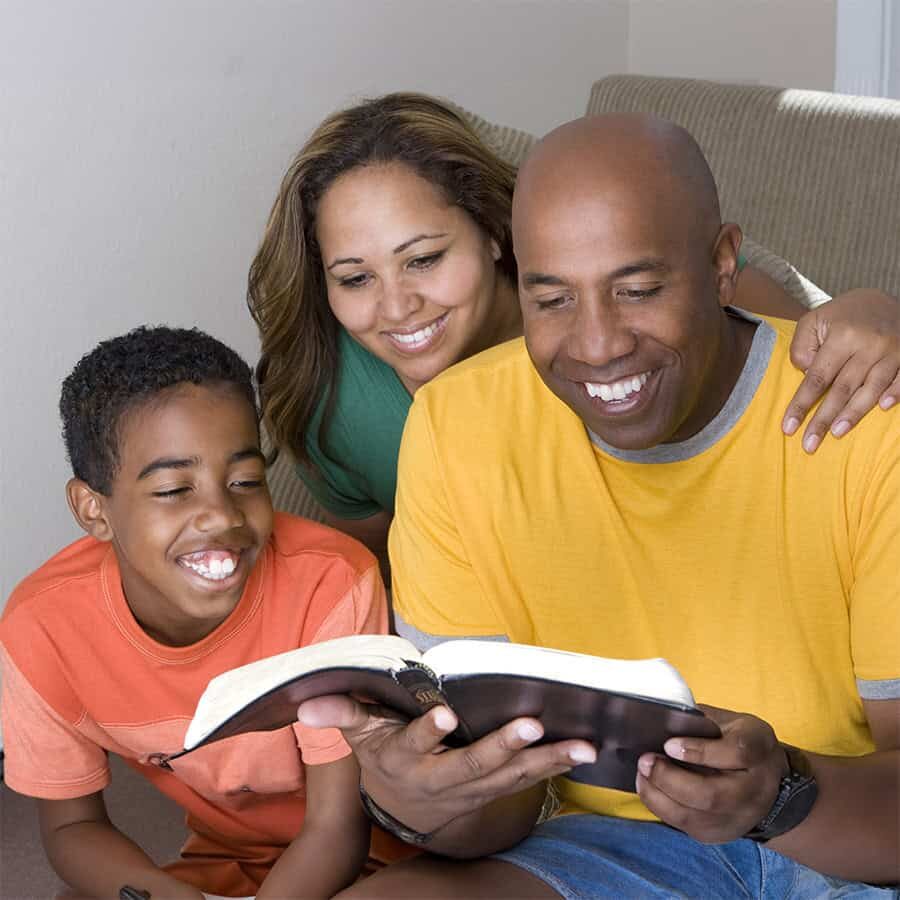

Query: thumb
[789,311,825,372]
[297,694,370,732]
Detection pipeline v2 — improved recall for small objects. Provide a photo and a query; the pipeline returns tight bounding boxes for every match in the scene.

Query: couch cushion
[586,75,900,297]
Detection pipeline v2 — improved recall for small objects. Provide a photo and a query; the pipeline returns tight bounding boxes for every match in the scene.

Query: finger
[445,737,596,806]
[635,762,745,843]
[799,354,873,451]
[429,719,595,795]
[401,705,460,755]
[824,359,900,438]
[782,342,853,437]
[665,714,778,772]
[879,372,900,411]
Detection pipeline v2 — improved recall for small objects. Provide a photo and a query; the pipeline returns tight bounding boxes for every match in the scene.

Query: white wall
[0,0,629,605]
[628,0,837,89]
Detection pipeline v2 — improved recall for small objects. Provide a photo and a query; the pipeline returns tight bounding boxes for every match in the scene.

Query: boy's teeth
[179,550,239,581]
[585,371,650,401]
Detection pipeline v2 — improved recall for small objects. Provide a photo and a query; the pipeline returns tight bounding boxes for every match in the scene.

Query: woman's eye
[536,295,570,311]
[408,252,443,271]
[338,273,371,288]
[231,479,264,490]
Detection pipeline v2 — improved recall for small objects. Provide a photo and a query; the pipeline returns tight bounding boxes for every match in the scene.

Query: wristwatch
[744,744,818,843]
[358,781,437,846]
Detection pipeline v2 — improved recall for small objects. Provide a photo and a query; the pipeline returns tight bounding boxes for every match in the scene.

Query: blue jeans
[494,814,898,900]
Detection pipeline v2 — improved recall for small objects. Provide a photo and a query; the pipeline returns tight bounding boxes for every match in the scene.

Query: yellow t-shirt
[389,317,900,822]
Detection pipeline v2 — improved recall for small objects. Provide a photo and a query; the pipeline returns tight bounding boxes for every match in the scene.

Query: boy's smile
[87,382,273,646]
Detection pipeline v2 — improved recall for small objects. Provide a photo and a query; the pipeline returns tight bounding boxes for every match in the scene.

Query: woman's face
[316,162,503,393]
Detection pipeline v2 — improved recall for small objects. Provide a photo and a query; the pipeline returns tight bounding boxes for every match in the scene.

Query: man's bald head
[512,112,751,451]
[513,113,721,252]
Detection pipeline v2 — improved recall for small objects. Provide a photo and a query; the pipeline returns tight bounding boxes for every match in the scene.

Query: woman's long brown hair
[247,92,517,465]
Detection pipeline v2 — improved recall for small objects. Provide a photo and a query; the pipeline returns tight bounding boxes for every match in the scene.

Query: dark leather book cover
[173,662,718,791]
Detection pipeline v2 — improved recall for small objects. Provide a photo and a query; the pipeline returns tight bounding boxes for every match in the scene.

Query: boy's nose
[195,490,246,533]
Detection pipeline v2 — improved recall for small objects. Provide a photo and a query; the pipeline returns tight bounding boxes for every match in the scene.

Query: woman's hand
[784,290,900,452]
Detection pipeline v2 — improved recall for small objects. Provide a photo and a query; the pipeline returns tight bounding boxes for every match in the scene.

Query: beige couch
[268,74,900,519]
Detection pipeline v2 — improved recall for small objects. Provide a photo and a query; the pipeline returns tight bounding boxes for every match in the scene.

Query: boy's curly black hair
[60,325,257,494]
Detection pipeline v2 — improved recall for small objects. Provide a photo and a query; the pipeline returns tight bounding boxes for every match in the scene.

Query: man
[300,115,899,898]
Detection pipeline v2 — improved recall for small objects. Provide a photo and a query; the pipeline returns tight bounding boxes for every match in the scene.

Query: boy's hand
[297,694,595,836]
[635,704,786,843]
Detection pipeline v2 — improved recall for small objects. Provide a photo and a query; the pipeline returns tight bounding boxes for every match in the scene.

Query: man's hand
[635,705,786,844]
[297,695,596,836]
[784,289,900,452]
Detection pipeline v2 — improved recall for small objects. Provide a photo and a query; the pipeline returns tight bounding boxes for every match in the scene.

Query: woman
[247,93,900,572]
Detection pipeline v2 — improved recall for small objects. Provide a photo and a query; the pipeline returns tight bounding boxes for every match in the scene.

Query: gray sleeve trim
[857,677,900,700]
[394,610,509,653]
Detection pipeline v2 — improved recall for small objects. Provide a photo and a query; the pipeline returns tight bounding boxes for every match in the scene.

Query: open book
[178,635,719,792]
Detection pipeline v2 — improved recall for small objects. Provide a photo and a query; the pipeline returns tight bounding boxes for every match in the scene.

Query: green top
[297,254,749,519]
[298,328,411,518]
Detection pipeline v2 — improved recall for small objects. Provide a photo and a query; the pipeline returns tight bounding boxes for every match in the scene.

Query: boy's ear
[712,222,743,308]
[66,478,114,541]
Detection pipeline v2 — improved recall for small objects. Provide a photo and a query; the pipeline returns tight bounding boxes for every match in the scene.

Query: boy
[0,325,386,899]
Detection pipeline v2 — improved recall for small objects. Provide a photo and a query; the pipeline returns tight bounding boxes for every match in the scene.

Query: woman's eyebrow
[392,233,447,254]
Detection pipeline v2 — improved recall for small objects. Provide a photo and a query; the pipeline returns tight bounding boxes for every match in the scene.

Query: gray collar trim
[588,309,775,464]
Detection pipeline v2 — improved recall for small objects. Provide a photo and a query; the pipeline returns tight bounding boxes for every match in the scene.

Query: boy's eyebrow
[137,448,264,480]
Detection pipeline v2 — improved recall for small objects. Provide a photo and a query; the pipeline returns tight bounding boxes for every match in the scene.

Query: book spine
[394,662,474,745]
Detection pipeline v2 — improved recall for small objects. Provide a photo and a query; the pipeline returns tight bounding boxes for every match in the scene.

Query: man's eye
[152,487,190,498]
[618,286,662,300]
[338,273,370,288]
[408,252,443,271]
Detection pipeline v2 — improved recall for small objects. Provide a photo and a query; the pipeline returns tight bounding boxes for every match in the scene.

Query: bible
[178,634,720,792]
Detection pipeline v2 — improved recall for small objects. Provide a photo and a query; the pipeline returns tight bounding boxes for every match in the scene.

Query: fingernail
[637,755,654,777]
[516,722,542,742]
[432,707,456,732]
[783,416,799,436]
[881,395,897,410]
[568,746,596,764]
[803,433,820,454]
[663,739,686,760]
[831,419,850,438]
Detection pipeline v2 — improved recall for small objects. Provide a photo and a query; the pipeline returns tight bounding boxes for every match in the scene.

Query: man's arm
[256,754,370,899]
[635,700,900,884]
[38,792,203,899]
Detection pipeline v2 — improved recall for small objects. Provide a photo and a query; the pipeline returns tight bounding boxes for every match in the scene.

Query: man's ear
[66,478,114,541]
[711,223,743,308]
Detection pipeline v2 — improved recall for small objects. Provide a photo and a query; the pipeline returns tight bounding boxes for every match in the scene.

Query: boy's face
[78,382,273,646]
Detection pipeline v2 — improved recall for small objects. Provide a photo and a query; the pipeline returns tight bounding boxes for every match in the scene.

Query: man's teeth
[181,555,237,581]
[585,371,650,402]
[390,316,445,345]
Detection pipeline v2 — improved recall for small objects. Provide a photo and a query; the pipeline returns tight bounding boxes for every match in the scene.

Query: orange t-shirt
[0,512,388,895]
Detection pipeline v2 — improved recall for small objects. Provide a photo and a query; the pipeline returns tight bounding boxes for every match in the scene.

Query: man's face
[516,172,740,450]
[95,383,273,646]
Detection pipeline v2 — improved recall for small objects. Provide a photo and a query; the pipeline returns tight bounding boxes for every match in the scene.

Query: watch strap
[358,781,436,846]
[744,744,818,843]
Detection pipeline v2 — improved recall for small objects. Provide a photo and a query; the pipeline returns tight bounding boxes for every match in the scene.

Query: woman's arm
[257,754,371,900]
[38,792,203,899]
[735,268,900,452]
[323,509,393,588]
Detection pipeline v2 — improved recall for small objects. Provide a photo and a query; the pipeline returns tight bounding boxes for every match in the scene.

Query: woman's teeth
[388,314,447,349]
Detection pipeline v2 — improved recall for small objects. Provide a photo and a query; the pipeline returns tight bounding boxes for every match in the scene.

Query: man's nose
[379,279,423,323]
[569,297,637,369]
[195,488,245,534]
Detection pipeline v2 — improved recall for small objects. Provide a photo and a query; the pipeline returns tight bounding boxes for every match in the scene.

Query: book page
[184,634,419,750]
[422,640,695,708]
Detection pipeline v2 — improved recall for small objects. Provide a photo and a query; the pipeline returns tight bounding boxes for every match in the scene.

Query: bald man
[303,116,899,899]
